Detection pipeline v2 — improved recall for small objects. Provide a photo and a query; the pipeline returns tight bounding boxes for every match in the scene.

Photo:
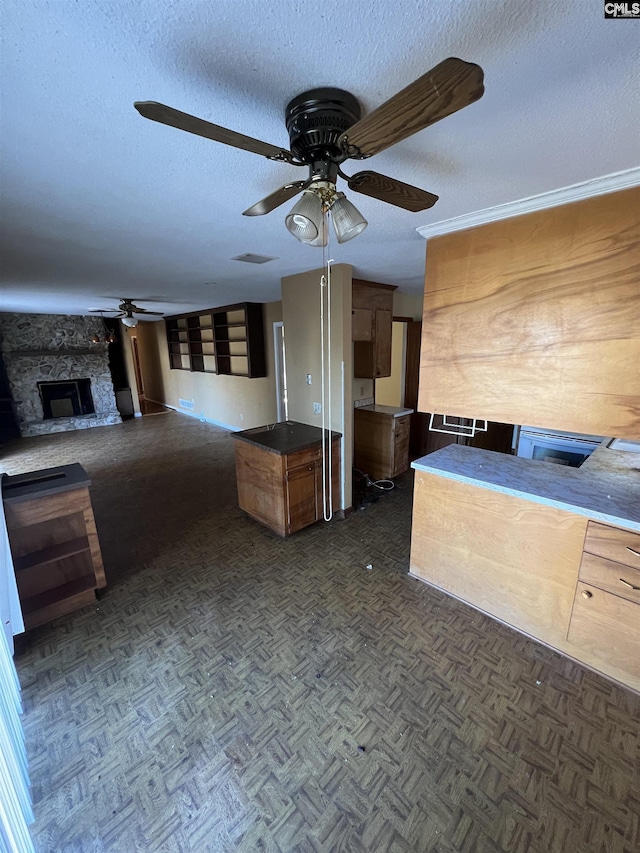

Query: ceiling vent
[232,253,277,264]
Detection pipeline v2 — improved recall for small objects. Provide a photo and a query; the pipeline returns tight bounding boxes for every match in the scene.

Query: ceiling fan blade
[134,308,164,315]
[340,58,484,158]
[134,101,295,163]
[347,171,438,212]
[243,180,310,216]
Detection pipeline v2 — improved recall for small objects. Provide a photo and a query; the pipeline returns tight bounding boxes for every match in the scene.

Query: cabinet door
[391,416,411,477]
[285,463,319,535]
[353,342,375,378]
[374,309,392,377]
[418,188,640,436]
[567,582,640,679]
[352,308,373,341]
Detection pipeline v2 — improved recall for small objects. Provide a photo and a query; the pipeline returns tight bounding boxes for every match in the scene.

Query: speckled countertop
[356,404,414,418]
[412,443,640,531]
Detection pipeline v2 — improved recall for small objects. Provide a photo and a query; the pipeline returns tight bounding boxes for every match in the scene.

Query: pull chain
[320,210,333,521]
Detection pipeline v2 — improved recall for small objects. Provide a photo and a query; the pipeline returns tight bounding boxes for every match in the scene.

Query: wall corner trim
[416,167,640,240]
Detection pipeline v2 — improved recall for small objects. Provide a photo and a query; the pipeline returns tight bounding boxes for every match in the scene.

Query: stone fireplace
[0,313,122,436]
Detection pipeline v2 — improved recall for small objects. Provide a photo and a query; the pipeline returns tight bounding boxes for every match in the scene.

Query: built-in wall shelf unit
[165,302,266,378]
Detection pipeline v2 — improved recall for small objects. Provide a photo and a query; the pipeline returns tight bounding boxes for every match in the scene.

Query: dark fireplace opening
[38,379,95,420]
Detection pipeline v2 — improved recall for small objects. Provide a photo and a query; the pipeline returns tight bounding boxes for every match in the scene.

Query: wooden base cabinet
[233,426,340,537]
[566,522,640,681]
[3,464,106,630]
[354,407,412,481]
[410,471,640,693]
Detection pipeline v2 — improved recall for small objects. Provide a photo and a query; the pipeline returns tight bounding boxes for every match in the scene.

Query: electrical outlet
[313,402,322,414]
[306,374,312,385]
[240,413,244,421]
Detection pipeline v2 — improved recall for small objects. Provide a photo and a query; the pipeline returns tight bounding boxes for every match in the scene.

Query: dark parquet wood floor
[2,415,639,853]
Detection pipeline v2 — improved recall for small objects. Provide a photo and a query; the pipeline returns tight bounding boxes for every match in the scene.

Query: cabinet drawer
[579,552,640,605]
[285,445,322,469]
[583,521,640,568]
[394,415,410,436]
[567,582,640,679]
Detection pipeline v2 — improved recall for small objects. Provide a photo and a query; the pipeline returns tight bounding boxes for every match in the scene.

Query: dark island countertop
[1,463,91,504]
[232,421,341,455]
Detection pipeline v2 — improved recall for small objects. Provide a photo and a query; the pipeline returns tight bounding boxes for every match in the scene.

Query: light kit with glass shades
[89,299,163,328]
[134,57,485,245]
[285,180,368,246]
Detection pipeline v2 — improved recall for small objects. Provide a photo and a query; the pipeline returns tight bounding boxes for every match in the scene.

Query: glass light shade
[91,334,101,343]
[331,194,368,243]
[306,216,329,247]
[121,315,138,328]
[285,191,323,243]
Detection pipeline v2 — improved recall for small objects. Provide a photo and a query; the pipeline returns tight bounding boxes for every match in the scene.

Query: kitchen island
[232,421,341,537]
[409,443,640,692]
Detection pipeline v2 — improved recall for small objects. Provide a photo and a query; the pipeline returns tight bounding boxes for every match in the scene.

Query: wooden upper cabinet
[374,309,392,377]
[352,279,396,378]
[418,187,640,438]
[352,308,373,341]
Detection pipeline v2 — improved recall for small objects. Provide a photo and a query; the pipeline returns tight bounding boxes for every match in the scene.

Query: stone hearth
[0,313,122,436]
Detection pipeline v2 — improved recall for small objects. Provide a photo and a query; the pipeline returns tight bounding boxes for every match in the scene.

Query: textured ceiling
[1,0,638,317]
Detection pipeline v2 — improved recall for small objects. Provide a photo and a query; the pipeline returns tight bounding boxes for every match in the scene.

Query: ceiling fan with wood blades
[89,299,163,327]
[134,57,484,244]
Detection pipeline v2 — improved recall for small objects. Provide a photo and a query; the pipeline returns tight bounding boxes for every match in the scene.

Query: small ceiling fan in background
[89,298,163,328]
[134,57,484,246]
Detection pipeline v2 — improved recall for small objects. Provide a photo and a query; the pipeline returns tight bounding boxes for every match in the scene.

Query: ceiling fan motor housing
[285,88,361,165]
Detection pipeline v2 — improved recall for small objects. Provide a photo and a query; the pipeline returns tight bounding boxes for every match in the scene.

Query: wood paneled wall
[419,187,640,438]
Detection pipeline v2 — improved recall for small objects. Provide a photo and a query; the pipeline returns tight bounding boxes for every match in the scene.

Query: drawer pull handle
[625,546,640,558]
[619,578,640,591]
[581,590,593,599]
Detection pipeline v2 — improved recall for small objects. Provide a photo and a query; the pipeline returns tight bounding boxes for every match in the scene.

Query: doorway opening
[273,321,288,422]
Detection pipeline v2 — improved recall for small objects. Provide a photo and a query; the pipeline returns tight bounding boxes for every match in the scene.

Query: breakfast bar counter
[409,443,640,692]
[411,443,640,532]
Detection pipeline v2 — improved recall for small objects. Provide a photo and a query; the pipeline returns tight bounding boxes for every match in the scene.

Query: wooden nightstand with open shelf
[3,464,106,630]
